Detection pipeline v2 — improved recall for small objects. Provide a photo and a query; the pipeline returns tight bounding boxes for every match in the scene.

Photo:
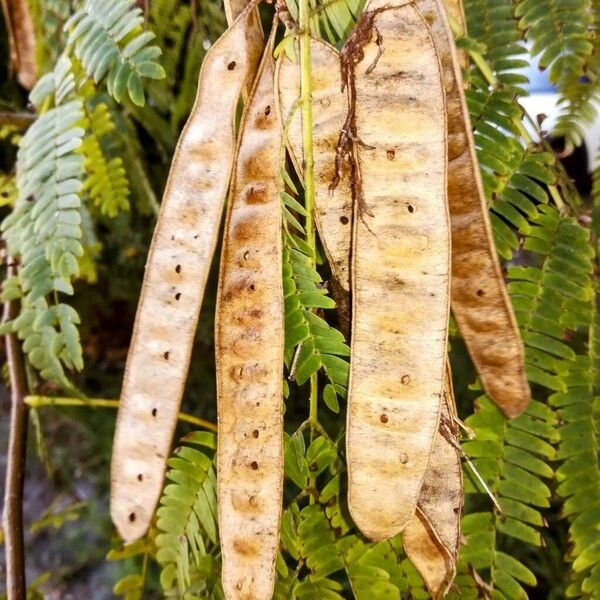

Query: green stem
[309,373,318,438]
[299,0,319,437]
[23,396,218,433]
[299,0,316,260]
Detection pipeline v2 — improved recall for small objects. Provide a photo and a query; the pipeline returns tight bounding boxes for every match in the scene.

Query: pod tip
[110,497,152,544]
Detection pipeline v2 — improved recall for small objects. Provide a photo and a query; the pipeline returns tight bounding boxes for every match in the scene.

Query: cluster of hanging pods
[109,0,530,598]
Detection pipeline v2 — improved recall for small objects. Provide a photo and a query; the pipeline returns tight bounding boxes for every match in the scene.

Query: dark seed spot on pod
[256,402,260,406]
[252,429,259,438]
[236,582,243,591]
[380,413,389,423]
[152,408,158,417]
[171,235,175,241]
[407,205,414,213]
[264,105,271,116]
[194,234,199,239]
[175,264,181,273]
[400,453,409,464]
[228,61,236,70]
[250,461,259,470]
[26,194,34,202]
[340,216,349,225]
[249,284,255,291]
[137,474,143,482]
[401,374,410,385]
[477,289,485,297]
[175,292,181,301]
[163,351,170,360]
[243,250,250,260]
[386,149,395,160]
[129,512,136,522]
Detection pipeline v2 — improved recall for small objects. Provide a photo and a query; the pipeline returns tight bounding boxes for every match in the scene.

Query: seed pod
[110,6,260,543]
[418,0,530,417]
[223,0,263,97]
[277,38,352,293]
[215,40,284,600]
[346,0,450,541]
[403,363,463,599]
[279,3,527,421]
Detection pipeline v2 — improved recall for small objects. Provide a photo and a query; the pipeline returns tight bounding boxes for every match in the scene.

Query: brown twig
[0,0,37,89]
[2,260,29,600]
[0,112,36,129]
[331,8,385,228]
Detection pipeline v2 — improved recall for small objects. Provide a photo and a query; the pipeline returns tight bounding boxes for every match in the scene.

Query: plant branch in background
[24,396,218,432]
[2,261,29,600]
[0,0,37,89]
[0,112,36,128]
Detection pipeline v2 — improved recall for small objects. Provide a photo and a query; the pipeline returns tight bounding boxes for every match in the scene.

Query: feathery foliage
[452,397,556,599]
[550,306,600,597]
[281,168,350,411]
[64,0,165,106]
[515,0,593,86]
[0,2,164,388]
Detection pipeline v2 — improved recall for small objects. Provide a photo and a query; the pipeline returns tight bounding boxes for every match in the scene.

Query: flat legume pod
[110,6,260,543]
[223,0,263,96]
[215,41,284,600]
[346,0,450,542]
[276,39,352,293]
[403,363,463,599]
[419,0,530,418]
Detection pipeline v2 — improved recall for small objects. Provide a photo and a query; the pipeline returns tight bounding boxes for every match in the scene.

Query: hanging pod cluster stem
[110,0,530,598]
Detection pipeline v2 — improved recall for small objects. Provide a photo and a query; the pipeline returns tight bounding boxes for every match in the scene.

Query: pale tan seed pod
[1,0,37,89]
[403,363,463,599]
[110,6,260,543]
[277,38,353,294]
[403,509,454,599]
[418,0,530,418]
[223,0,263,97]
[278,2,527,421]
[346,0,450,542]
[215,38,284,600]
